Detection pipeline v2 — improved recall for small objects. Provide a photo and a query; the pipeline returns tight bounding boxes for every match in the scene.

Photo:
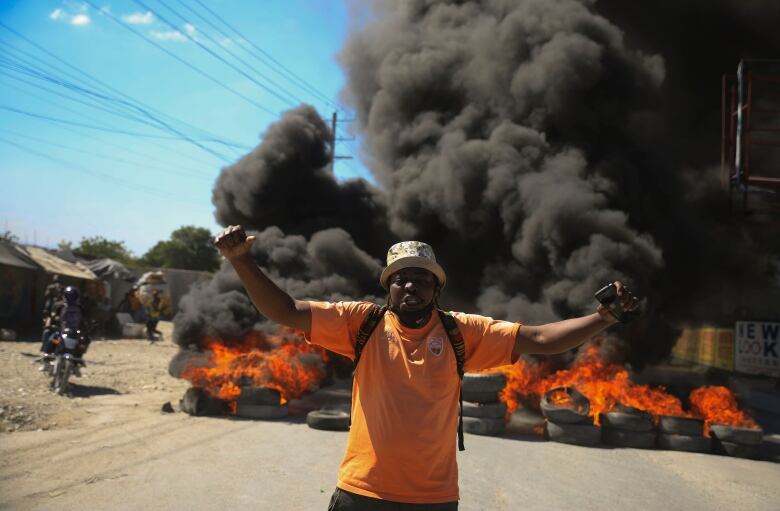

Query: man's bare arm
[513,281,638,356]
[214,226,311,333]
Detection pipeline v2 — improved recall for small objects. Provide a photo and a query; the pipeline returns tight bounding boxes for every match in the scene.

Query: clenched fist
[213,225,256,261]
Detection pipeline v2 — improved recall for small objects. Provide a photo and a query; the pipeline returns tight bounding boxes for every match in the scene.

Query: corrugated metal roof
[0,242,38,270]
[18,246,97,280]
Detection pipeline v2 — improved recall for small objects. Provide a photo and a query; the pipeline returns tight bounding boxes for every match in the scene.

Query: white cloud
[122,11,154,25]
[150,30,187,42]
[70,14,91,26]
[49,2,91,26]
[183,23,196,35]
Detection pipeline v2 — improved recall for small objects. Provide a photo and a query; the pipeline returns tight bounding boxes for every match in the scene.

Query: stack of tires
[710,424,764,459]
[656,416,710,453]
[541,387,600,447]
[235,387,289,420]
[461,373,507,437]
[601,404,656,449]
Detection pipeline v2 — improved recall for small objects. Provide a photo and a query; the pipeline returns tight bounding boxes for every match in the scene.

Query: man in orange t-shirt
[214,226,639,510]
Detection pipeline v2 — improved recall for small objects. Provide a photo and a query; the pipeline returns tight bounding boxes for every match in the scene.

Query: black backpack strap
[437,309,466,451]
[348,304,387,429]
[353,304,387,369]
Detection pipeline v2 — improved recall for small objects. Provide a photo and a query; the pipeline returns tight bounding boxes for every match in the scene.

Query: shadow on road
[68,384,122,398]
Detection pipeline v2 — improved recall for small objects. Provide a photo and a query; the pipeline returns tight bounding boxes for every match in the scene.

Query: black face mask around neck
[390,301,435,328]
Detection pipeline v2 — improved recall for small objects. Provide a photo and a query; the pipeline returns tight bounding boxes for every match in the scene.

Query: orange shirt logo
[428,336,444,356]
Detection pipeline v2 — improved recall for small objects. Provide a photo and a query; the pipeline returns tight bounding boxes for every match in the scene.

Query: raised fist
[213,225,256,261]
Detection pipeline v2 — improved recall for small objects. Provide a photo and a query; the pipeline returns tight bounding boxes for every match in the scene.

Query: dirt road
[2,326,779,510]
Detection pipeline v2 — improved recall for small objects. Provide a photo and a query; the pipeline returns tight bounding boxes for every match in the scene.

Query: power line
[0,104,216,140]
[0,136,204,206]
[189,0,343,112]
[0,128,213,182]
[0,23,250,154]
[82,0,279,117]
[154,0,305,108]
[0,55,233,163]
[0,57,243,159]
[0,77,224,170]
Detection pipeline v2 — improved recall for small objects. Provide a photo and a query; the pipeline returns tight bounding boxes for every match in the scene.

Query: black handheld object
[595,283,639,323]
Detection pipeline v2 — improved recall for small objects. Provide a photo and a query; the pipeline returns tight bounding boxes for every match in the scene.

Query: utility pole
[329,111,353,174]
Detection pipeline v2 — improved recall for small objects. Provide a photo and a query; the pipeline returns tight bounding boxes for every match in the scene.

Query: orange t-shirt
[305,301,521,504]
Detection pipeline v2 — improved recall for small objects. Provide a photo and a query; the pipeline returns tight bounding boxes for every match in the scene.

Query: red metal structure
[722,59,780,216]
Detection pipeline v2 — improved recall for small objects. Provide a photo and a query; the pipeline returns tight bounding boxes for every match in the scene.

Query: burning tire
[462,390,500,404]
[237,387,282,406]
[540,387,591,425]
[306,410,350,431]
[180,387,229,416]
[544,421,601,447]
[462,416,505,436]
[713,439,761,459]
[709,424,764,446]
[657,433,712,453]
[602,427,656,449]
[601,410,654,432]
[463,373,506,393]
[461,401,507,419]
[658,416,704,436]
[235,403,289,420]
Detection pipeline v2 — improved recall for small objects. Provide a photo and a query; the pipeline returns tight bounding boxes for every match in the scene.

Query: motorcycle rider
[40,286,90,375]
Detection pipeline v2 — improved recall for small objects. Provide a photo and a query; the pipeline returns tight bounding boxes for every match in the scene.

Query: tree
[75,236,136,266]
[139,226,219,272]
[0,230,19,243]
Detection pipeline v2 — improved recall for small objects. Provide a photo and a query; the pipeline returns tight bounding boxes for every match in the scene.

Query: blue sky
[0,0,368,255]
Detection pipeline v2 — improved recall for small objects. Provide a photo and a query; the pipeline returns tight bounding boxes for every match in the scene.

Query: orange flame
[483,340,702,425]
[689,385,759,436]
[181,328,327,413]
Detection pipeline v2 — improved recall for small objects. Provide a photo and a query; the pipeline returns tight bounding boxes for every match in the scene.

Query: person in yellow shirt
[214,225,639,510]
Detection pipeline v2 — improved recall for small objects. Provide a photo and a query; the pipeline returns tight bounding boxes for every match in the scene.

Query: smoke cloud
[175,0,777,368]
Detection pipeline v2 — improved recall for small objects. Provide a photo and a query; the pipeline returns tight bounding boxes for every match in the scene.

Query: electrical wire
[0,127,213,182]
[0,23,251,153]
[0,136,204,205]
[155,0,305,108]
[189,0,343,112]
[81,1,279,117]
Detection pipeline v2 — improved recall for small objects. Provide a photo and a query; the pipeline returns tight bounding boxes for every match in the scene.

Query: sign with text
[735,321,780,377]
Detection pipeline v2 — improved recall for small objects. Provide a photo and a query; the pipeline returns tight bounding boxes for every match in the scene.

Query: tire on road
[713,439,761,459]
[307,410,350,431]
[657,433,711,453]
[602,427,656,449]
[709,424,763,446]
[544,421,601,447]
[237,387,282,406]
[180,387,229,416]
[235,403,288,420]
[540,387,591,425]
[462,373,506,393]
[601,411,654,432]
[461,401,507,419]
[463,416,506,436]
[658,416,704,436]
[462,389,500,404]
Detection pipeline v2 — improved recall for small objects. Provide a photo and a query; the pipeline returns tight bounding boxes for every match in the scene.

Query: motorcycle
[48,328,89,395]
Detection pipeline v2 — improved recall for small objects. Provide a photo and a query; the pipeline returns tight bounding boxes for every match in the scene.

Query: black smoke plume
[175,0,778,368]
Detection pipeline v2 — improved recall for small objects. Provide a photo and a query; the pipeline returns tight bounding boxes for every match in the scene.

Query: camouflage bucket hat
[379,241,446,290]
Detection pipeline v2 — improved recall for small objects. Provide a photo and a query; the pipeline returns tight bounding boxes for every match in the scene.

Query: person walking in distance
[214,225,640,510]
[146,289,165,343]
